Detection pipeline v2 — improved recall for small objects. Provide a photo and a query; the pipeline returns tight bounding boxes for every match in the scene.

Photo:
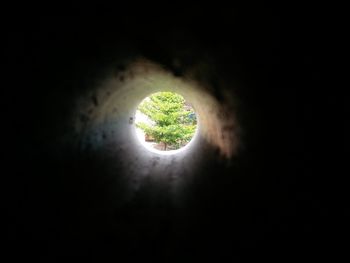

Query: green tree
[136,92,197,150]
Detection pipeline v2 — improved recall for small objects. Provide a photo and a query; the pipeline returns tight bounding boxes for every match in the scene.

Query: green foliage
[136,92,197,150]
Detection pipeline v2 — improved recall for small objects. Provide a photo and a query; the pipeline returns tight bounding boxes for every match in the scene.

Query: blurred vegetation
[136,92,197,150]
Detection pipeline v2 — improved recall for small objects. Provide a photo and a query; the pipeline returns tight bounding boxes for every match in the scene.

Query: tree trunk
[164,142,167,151]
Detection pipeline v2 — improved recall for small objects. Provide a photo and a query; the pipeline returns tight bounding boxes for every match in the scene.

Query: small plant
[136,92,197,150]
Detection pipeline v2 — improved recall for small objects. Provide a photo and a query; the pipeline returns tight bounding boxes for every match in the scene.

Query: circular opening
[135,91,198,154]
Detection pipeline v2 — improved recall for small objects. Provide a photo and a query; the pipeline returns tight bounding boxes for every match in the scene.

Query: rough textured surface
[5,8,329,261]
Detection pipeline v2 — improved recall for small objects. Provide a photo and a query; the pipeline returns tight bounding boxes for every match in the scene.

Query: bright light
[134,92,199,155]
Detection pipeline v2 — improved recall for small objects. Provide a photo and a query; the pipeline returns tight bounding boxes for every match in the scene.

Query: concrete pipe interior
[71,58,240,199]
[7,11,322,260]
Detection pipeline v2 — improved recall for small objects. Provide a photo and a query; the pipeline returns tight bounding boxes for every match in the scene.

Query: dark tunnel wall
[5,8,330,260]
